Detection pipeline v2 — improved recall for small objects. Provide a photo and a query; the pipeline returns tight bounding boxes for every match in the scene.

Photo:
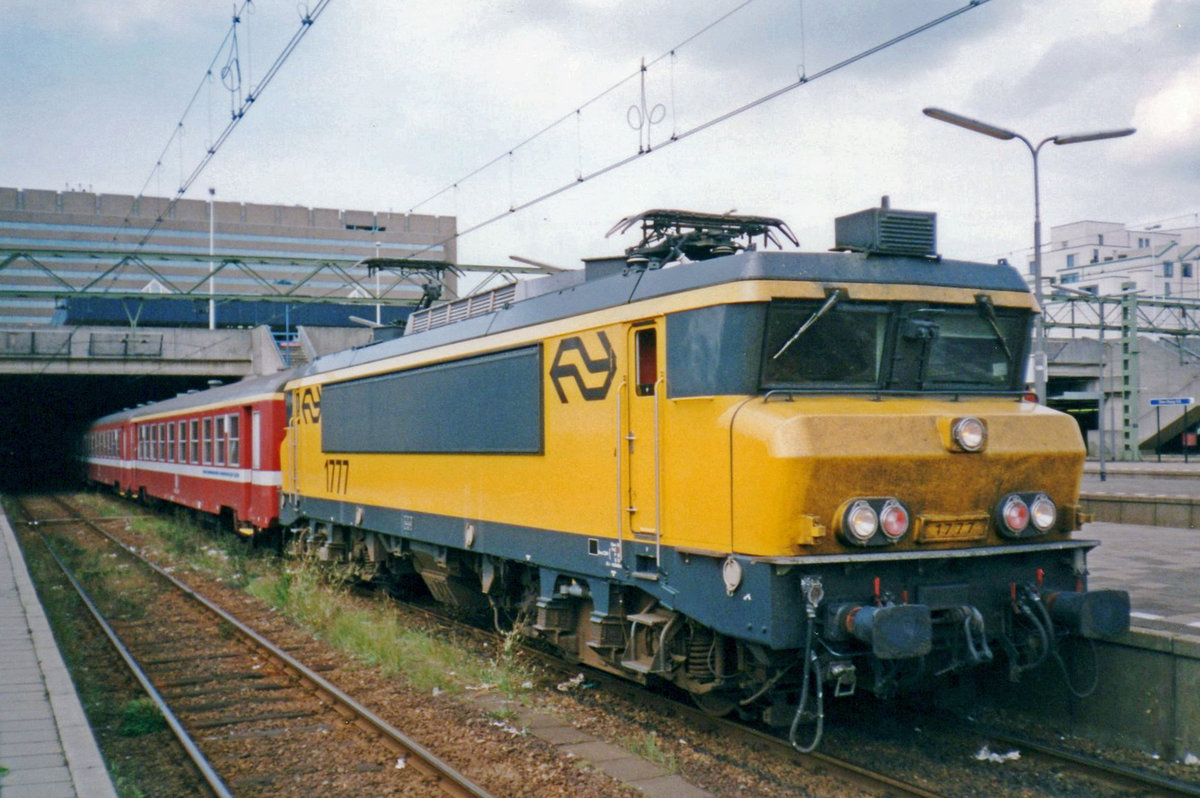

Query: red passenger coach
[83,372,294,534]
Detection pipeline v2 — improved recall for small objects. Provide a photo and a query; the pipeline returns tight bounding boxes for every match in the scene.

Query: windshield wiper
[772,288,845,360]
[974,294,1014,362]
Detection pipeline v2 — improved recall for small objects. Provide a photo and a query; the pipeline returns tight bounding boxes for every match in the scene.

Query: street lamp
[208,187,216,330]
[921,107,1135,404]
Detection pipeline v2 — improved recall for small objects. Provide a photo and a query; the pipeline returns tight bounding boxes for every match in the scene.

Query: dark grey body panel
[322,346,543,454]
[666,304,766,397]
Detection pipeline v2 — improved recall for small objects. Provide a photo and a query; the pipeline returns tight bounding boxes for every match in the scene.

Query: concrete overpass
[0,324,373,376]
[0,323,373,491]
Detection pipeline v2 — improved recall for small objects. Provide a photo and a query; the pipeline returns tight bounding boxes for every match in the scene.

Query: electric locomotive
[269,202,1132,748]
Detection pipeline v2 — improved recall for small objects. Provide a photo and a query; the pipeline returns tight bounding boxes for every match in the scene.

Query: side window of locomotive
[760,300,889,388]
[635,328,657,396]
[922,306,1028,390]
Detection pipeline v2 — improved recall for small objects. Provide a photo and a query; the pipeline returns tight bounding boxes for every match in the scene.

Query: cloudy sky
[2,0,1195,274]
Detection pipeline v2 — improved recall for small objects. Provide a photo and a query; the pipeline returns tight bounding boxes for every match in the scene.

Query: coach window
[178,421,187,462]
[215,417,227,465]
[636,328,658,396]
[190,419,200,463]
[152,424,160,460]
[227,414,240,466]
[203,418,213,464]
[167,423,175,462]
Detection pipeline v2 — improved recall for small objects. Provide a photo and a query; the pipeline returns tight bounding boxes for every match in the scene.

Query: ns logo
[297,386,321,423]
[549,332,616,402]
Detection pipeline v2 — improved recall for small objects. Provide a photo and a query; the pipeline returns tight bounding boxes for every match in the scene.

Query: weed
[246,557,536,698]
[107,759,147,798]
[117,698,166,737]
[620,730,678,772]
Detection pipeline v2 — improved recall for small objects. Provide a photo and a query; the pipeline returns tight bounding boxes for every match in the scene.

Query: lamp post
[208,187,216,330]
[921,107,1135,404]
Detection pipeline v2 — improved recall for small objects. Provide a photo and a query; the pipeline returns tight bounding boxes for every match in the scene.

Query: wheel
[691,690,739,717]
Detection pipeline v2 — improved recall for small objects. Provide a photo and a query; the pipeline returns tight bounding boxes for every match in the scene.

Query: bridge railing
[0,329,73,357]
[87,331,163,358]
[0,328,166,359]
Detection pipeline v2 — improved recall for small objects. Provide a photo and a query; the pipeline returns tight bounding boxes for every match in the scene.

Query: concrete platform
[1084,521,1200,634]
[1080,460,1200,528]
[0,509,116,798]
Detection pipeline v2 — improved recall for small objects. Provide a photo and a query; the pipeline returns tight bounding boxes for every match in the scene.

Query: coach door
[251,411,262,471]
[625,322,663,575]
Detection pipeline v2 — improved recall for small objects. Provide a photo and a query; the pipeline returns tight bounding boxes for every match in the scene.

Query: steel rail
[974,725,1200,797]
[389,591,945,798]
[36,494,495,798]
[17,498,234,798]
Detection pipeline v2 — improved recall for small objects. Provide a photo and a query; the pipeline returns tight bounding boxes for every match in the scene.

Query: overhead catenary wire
[116,2,252,244]
[79,1,332,381]
[113,0,332,256]
[380,0,991,295]
[405,0,761,214]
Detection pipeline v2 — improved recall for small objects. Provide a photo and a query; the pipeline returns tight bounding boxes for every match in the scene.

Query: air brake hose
[788,611,824,752]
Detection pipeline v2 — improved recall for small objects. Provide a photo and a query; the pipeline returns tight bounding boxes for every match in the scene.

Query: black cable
[391,0,992,270]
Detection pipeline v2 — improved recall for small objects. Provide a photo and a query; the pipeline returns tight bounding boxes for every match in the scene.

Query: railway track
[962,724,1200,798]
[371,589,947,797]
[392,579,1200,798]
[19,492,1196,797]
[15,494,492,798]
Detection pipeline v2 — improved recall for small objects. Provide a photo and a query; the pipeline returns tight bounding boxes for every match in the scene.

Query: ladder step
[626,611,671,626]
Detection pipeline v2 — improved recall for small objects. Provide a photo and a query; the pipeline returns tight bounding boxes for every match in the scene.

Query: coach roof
[90,369,298,428]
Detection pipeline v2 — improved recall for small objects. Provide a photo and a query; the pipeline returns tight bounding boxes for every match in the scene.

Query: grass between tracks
[245,561,534,696]
[98,496,535,700]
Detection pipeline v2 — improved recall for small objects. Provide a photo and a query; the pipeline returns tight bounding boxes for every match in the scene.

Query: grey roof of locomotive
[303,248,1029,378]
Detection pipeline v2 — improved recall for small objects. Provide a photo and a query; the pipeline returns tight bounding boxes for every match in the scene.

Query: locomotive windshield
[760,298,1028,392]
[762,301,888,387]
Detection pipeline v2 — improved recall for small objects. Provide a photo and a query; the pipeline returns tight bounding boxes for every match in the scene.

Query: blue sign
[1150,397,1194,406]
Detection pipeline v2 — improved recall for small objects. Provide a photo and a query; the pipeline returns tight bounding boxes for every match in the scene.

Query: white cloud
[1132,54,1200,149]
[0,0,1195,266]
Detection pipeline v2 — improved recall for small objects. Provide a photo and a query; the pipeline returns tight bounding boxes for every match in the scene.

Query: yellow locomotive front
[633,208,1129,749]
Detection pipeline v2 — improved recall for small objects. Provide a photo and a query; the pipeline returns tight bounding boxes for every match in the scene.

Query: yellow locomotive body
[279,207,1127,745]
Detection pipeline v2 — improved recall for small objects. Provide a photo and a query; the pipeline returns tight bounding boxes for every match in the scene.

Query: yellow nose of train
[726,395,1086,558]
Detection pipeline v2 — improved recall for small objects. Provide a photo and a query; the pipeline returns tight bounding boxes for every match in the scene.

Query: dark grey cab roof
[305,249,1029,377]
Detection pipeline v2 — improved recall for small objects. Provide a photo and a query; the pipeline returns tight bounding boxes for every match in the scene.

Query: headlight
[846,501,878,543]
[879,500,910,541]
[1000,495,1029,535]
[1030,494,1056,531]
[952,417,987,452]
[837,498,911,546]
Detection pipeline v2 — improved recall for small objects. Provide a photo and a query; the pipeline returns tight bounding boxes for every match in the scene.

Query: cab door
[625,322,663,574]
